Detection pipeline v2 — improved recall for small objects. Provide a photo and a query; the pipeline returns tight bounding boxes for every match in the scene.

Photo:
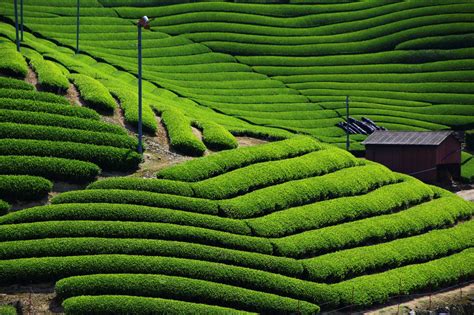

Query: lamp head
[138,16,150,29]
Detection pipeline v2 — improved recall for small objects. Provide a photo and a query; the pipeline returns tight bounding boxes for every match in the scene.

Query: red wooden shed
[362,131,461,183]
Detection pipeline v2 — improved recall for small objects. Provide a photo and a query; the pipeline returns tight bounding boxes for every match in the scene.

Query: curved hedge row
[29,57,70,93]
[51,189,217,214]
[273,196,474,258]
[0,155,100,182]
[56,274,320,314]
[0,88,70,104]
[62,295,250,315]
[161,109,207,156]
[303,220,474,282]
[0,139,141,171]
[0,237,301,276]
[0,41,28,78]
[332,248,474,307]
[193,148,357,200]
[69,73,117,113]
[219,164,399,218]
[156,135,324,181]
[0,199,9,216]
[0,221,270,254]
[87,177,193,196]
[0,175,52,201]
[0,109,126,135]
[0,203,250,235]
[0,255,335,305]
[0,123,137,149]
[0,77,33,90]
[195,120,238,151]
[246,176,434,237]
[0,97,100,120]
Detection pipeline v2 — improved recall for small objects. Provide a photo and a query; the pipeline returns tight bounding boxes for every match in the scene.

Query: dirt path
[236,136,268,147]
[24,66,38,90]
[457,188,474,202]
[65,83,85,106]
[0,284,61,315]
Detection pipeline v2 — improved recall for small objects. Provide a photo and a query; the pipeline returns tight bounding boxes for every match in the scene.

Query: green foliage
[461,156,474,183]
[62,295,250,315]
[50,189,218,215]
[87,177,193,196]
[0,123,137,149]
[304,220,474,282]
[0,97,100,120]
[0,175,52,201]
[0,88,69,104]
[0,77,33,90]
[0,305,16,315]
[161,109,207,156]
[0,109,126,135]
[56,274,320,314]
[0,199,9,216]
[0,139,141,171]
[157,135,324,181]
[219,164,398,219]
[246,176,435,237]
[195,120,238,151]
[332,248,474,307]
[0,41,28,78]
[0,156,100,182]
[29,57,70,93]
[69,74,117,113]
[0,203,250,235]
[273,196,474,258]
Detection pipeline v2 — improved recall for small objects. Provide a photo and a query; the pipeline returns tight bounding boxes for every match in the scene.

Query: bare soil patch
[236,136,268,147]
[24,66,38,89]
[65,83,85,106]
[0,284,62,315]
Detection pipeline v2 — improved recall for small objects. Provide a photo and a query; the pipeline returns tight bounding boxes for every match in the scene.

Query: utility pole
[20,0,23,41]
[14,0,20,51]
[137,16,150,154]
[76,0,80,54]
[346,95,350,151]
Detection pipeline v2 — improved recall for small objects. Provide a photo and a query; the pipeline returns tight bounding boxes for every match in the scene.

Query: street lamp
[13,0,20,51]
[137,16,150,154]
[76,0,80,54]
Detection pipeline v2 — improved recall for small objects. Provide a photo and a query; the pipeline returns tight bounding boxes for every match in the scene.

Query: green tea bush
[29,57,70,93]
[0,305,16,315]
[161,109,207,156]
[69,74,117,113]
[0,199,9,216]
[0,156,100,182]
[0,175,52,201]
[195,121,238,151]
[246,177,434,237]
[461,157,474,183]
[157,136,323,181]
[0,139,141,171]
[0,77,33,90]
[0,98,100,120]
[219,164,398,218]
[0,237,301,276]
[0,255,335,305]
[0,42,28,78]
[0,88,69,104]
[56,274,320,314]
[87,178,193,196]
[193,148,358,199]
[332,248,474,307]
[304,220,474,282]
[273,196,474,258]
[0,109,126,135]
[0,203,251,235]
[62,295,249,315]
[51,189,217,214]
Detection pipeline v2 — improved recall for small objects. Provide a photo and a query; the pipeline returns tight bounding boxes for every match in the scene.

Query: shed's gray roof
[362,131,454,146]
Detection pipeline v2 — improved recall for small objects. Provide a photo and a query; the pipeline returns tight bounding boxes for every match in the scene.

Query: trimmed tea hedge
[219,164,399,218]
[29,57,70,93]
[0,203,250,235]
[0,139,141,171]
[161,109,207,156]
[0,237,301,276]
[0,88,69,104]
[62,295,250,315]
[0,305,16,315]
[0,199,9,216]
[69,74,117,113]
[157,135,324,181]
[273,196,474,258]
[303,220,474,282]
[51,189,217,214]
[332,248,474,307]
[56,274,320,314]
[0,156,100,182]
[0,77,33,90]
[0,42,28,78]
[87,178,193,196]
[0,98,100,120]
[0,175,52,201]
[195,120,238,151]
[0,123,137,149]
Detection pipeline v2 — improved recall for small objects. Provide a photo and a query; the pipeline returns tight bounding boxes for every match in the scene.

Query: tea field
[0,0,473,314]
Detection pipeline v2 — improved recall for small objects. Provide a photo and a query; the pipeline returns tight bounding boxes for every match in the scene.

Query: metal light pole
[14,0,20,51]
[76,0,80,54]
[20,0,23,41]
[137,16,150,154]
[346,95,350,151]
